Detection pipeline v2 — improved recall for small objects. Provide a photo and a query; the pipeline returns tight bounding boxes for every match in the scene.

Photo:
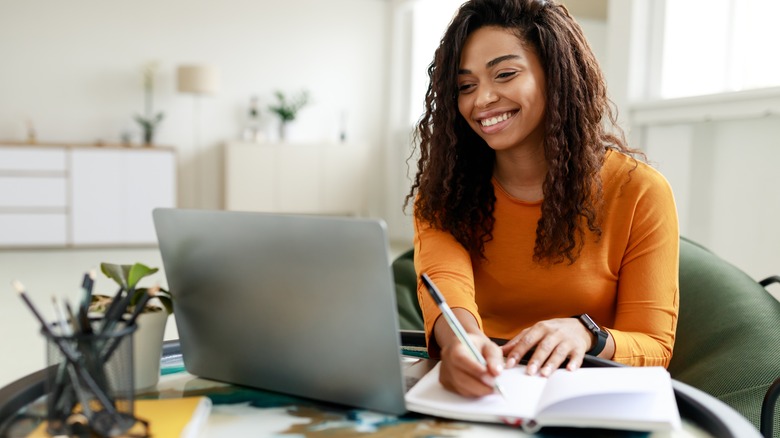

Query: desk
[0,340,762,437]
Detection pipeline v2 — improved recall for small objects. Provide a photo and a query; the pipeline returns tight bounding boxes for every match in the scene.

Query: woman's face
[457,26,546,153]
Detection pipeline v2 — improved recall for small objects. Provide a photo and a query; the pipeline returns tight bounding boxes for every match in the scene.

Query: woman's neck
[493,145,547,202]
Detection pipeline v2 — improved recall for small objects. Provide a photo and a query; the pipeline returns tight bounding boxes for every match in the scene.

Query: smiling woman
[456,26,547,186]
[405,0,679,399]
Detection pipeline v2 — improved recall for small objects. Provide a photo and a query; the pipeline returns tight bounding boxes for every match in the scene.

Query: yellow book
[135,396,212,437]
[28,396,212,438]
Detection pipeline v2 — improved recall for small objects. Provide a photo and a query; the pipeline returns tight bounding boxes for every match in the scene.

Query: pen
[420,273,508,400]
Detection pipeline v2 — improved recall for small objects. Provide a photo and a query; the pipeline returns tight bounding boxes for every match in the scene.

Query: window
[660,0,780,99]
[408,0,465,125]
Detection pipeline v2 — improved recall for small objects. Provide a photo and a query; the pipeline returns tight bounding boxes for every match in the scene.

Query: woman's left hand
[501,318,593,376]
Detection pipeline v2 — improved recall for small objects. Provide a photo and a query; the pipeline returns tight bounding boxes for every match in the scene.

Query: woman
[405,0,679,398]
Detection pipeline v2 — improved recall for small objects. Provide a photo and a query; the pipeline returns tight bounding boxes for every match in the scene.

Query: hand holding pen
[421,273,508,400]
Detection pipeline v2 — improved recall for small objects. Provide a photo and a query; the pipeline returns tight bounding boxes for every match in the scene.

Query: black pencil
[12,280,121,419]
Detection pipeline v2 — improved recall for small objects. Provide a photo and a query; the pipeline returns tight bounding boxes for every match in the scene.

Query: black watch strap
[573,314,608,356]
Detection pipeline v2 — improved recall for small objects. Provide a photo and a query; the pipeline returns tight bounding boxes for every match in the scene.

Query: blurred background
[1,0,778,388]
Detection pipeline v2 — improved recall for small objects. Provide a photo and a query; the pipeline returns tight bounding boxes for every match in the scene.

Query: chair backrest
[671,237,780,436]
[392,248,424,331]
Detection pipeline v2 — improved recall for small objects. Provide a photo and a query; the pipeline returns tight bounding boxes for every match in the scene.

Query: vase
[142,127,155,146]
[133,309,168,390]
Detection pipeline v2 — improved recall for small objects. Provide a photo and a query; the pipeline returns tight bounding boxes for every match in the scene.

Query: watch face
[579,314,598,332]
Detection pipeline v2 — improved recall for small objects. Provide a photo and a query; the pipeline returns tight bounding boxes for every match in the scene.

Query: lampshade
[176,64,220,94]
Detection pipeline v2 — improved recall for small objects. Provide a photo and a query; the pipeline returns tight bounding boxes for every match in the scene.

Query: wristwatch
[573,314,608,356]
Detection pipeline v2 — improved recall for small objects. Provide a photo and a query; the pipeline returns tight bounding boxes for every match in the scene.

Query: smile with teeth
[479,111,515,127]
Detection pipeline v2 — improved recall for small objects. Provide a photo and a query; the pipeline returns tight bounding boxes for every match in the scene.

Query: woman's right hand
[434,309,504,397]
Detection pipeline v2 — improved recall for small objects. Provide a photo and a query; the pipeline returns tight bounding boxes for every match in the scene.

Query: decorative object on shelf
[120,130,132,146]
[339,110,348,143]
[95,262,173,390]
[177,64,221,208]
[242,95,264,142]
[134,61,165,146]
[268,89,309,142]
[25,118,36,144]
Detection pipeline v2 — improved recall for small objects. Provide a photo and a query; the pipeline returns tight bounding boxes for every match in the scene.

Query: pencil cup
[43,320,139,437]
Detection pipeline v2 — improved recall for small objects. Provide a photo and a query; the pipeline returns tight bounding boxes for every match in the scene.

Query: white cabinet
[0,146,69,246]
[0,144,176,247]
[71,148,176,245]
[224,142,370,216]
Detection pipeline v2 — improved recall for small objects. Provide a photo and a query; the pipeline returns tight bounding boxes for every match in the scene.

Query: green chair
[392,237,780,437]
[671,237,780,437]
[392,248,424,331]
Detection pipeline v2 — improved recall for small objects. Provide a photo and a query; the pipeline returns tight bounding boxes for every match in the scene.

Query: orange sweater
[414,150,679,367]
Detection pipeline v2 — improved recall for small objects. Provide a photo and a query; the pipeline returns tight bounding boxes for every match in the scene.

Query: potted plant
[91,262,172,390]
[133,61,165,146]
[267,89,309,142]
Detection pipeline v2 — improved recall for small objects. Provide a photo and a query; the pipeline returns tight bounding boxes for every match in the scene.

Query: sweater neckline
[492,177,543,206]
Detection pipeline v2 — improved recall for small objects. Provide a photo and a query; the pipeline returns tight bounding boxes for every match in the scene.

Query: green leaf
[157,294,174,315]
[100,262,172,314]
[100,262,129,289]
[267,89,309,122]
[129,288,149,308]
[127,263,158,289]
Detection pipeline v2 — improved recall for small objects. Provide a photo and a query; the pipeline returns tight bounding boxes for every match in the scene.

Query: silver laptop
[152,208,407,415]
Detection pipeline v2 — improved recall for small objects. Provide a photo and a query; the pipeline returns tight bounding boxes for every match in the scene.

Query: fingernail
[527,363,538,375]
[541,365,552,376]
[506,357,516,368]
[496,363,504,373]
[482,376,495,386]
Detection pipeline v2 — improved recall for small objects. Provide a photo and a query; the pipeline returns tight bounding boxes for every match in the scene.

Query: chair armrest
[400,330,426,347]
[758,275,780,288]
[761,377,780,438]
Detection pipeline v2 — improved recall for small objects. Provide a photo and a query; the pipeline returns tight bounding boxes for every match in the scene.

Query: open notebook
[405,363,682,433]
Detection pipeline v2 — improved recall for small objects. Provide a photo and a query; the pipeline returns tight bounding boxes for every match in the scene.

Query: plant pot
[133,309,168,390]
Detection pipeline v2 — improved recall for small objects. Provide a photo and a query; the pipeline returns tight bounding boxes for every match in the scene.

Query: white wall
[643,116,780,281]
[608,0,780,282]
[0,0,390,215]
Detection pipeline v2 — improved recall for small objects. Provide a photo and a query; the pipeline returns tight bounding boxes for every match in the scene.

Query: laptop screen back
[153,208,407,415]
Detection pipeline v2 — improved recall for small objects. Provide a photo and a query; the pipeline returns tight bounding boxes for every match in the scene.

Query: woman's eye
[496,71,517,80]
[458,83,475,93]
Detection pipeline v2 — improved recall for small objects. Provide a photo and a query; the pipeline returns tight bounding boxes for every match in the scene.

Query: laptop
[152,208,408,415]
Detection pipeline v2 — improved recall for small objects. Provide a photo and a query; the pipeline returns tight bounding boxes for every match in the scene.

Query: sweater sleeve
[413,217,481,357]
[608,168,680,367]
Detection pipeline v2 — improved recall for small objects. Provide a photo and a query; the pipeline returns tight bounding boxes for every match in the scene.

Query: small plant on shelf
[267,89,310,141]
[133,61,165,146]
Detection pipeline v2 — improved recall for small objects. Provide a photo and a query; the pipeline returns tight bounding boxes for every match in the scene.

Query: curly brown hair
[405,0,641,264]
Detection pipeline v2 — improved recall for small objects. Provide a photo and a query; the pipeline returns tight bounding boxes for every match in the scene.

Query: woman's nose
[474,85,499,108]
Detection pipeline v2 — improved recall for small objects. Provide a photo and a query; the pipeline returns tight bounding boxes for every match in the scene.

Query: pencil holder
[43,319,142,437]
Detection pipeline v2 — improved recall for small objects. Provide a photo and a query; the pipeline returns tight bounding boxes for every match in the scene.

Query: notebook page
[405,363,548,420]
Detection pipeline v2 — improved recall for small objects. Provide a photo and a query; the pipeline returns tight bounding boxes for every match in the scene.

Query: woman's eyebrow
[459,54,522,74]
[487,54,521,68]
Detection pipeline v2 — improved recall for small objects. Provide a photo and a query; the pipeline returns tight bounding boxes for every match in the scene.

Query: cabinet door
[122,150,176,243]
[0,146,68,246]
[0,146,67,172]
[0,213,68,246]
[0,176,67,207]
[70,149,124,244]
[224,143,276,212]
[276,145,321,213]
[71,148,176,245]
[321,144,370,215]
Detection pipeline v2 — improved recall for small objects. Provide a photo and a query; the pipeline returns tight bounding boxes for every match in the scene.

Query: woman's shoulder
[601,148,674,198]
